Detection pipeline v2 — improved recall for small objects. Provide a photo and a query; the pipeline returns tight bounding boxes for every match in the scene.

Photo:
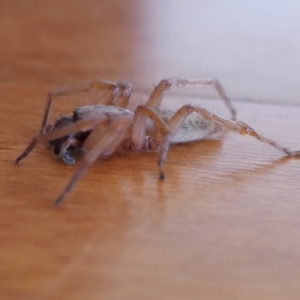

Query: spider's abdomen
[152,109,221,143]
[171,112,220,143]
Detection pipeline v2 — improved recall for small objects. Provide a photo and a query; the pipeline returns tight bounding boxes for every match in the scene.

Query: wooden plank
[1,1,300,299]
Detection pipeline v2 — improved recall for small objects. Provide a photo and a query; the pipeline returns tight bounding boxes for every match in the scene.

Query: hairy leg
[130,105,172,179]
[112,81,133,108]
[39,80,132,135]
[145,77,236,118]
[167,105,299,156]
[54,114,134,205]
[15,115,109,163]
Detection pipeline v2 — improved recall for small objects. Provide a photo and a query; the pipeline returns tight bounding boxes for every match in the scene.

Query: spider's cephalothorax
[15,78,300,205]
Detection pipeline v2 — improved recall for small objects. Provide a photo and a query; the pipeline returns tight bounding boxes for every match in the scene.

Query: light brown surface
[1,1,300,299]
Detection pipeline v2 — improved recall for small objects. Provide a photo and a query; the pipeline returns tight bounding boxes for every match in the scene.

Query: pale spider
[15,78,300,205]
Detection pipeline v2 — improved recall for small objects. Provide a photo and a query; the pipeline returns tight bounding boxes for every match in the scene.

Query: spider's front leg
[15,116,109,163]
[39,80,132,135]
[54,113,134,206]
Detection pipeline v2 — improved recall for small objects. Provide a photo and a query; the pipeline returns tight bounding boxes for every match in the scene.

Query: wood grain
[1,1,300,299]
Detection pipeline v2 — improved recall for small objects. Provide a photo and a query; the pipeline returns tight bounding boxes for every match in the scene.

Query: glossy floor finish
[1,1,300,299]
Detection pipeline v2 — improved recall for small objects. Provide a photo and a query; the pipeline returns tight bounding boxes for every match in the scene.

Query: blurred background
[1,0,300,105]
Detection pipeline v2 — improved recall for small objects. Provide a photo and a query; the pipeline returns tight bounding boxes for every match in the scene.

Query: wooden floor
[1,1,300,299]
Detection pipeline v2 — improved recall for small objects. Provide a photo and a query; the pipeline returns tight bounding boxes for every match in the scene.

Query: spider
[15,78,300,206]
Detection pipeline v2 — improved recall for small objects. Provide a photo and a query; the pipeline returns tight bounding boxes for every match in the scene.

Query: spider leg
[54,114,134,206]
[146,77,236,118]
[132,106,170,148]
[15,116,109,163]
[81,111,134,156]
[130,105,172,179]
[39,80,132,135]
[168,105,298,156]
[112,81,133,108]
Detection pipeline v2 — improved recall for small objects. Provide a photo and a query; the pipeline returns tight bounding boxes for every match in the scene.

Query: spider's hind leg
[168,105,298,156]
